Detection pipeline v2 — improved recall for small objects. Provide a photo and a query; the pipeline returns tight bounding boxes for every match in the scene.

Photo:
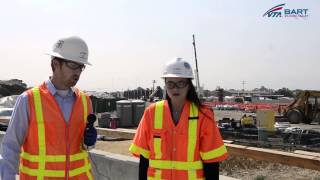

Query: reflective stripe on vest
[81,93,94,180]
[153,100,164,179]
[20,87,92,179]
[20,164,92,178]
[149,160,203,170]
[129,143,150,158]
[21,151,88,162]
[200,144,227,160]
[151,100,201,179]
[187,102,198,179]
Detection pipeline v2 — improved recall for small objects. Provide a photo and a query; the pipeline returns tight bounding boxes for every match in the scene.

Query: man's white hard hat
[162,57,194,79]
[47,36,91,65]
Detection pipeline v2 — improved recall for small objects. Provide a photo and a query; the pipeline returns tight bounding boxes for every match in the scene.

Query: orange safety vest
[130,100,228,180]
[19,83,93,180]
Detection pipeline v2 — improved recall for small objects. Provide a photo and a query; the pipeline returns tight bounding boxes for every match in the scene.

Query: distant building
[227,90,273,97]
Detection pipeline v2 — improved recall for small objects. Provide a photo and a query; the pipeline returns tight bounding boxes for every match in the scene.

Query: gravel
[95,140,320,180]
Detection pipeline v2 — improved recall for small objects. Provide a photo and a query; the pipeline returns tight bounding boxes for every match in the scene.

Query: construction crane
[192,34,203,97]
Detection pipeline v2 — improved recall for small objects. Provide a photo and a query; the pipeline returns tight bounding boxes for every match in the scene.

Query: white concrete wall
[89,150,139,180]
[0,131,5,153]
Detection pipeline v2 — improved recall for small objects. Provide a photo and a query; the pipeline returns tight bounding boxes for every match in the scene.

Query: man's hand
[84,127,97,147]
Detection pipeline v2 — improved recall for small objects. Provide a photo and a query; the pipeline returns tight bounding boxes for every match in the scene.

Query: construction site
[1,1,319,179]
[0,35,319,179]
[1,79,320,180]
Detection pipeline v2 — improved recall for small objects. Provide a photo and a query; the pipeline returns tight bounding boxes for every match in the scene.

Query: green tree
[274,87,294,97]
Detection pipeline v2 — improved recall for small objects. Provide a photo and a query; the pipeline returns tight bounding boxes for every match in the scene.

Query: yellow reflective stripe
[83,153,93,180]
[189,172,197,179]
[33,87,46,179]
[154,101,164,129]
[71,151,88,161]
[149,160,203,170]
[69,161,92,177]
[20,164,91,177]
[148,172,202,179]
[188,103,199,179]
[154,169,161,179]
[20,166,65,177]
[200,145,228,160]
[148,172,201,179]
[84,157,93,180]
[188,103,198,162]
[81,92,88,123]
[188,170,197,179]
[80,93,93,180]
[154,138,162,159]
[129,144,150,158]
[153,101,164,178]
[20,151,88,162]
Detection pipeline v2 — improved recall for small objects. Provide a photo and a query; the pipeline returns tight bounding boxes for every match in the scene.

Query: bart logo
[263,4,285,17]
[263,4,308,18]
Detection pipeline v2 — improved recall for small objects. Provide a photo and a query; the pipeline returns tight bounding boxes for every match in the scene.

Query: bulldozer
[285,90,320,124]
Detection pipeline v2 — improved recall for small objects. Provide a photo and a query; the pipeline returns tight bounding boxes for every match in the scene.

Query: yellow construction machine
[285,90,320,124]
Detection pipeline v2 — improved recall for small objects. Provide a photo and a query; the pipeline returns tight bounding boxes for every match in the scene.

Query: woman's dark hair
[186,79,202,108]
[165,79,203,108]
[165,79,213,120]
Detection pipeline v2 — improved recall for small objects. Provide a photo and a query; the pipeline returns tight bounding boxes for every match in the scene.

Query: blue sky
[0,0,319,91]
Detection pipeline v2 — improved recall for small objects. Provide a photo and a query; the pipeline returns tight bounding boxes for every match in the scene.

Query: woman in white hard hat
[130,57,228,180]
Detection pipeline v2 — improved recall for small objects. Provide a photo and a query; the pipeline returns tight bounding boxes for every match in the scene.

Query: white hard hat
[162,57,194,79]
[47,36,91,65]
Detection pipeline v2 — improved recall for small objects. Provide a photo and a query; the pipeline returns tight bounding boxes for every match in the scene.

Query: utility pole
[241,80,246,93]
[152,80,156,92]
[192,34,201,97]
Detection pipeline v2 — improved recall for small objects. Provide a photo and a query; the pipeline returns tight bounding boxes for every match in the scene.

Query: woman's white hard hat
[162,57,194,79]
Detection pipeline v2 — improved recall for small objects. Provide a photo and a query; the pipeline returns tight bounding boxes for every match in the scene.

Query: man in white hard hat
[0,36,97,179]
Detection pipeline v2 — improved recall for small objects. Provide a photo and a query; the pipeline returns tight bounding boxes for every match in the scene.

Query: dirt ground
[220,156,320,180]
[95,140,320,180]
[95,139,133,156]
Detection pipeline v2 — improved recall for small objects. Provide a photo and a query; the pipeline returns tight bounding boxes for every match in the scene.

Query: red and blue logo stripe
[263,4,285,17]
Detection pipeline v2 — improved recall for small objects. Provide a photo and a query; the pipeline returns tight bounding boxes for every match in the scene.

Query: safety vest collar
[160,100,193,129]
[39,82,83,125]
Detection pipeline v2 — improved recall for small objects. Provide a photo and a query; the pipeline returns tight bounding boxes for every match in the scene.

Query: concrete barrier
[0,131,5,153]
[89,149,238,180]
[89,150,138,180]
[0,132,237,180]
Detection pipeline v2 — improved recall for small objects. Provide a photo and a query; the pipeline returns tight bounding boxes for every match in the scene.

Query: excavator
[285,90,320,124]
[148,88,161,102]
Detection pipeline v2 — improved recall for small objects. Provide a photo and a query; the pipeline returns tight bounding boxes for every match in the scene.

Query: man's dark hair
[51,57,64,72]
